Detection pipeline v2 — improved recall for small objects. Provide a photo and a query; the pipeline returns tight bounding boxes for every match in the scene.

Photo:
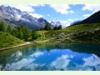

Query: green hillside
[1,23,100,49]
[0,32,24,48]
[36,23,100,43]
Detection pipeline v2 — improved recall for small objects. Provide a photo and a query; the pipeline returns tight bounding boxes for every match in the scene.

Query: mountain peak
[0,5,48,29]
[50,21,61,26]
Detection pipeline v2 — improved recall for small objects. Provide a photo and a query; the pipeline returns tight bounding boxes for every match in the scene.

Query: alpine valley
[0,4,100,71]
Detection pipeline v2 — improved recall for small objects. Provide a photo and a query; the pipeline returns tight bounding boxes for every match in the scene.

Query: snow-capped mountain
[50,21,68,28]
[50,21,62,26]
[0,5,47,29]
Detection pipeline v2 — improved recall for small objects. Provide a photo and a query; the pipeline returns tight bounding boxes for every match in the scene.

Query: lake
[0,43,100,71]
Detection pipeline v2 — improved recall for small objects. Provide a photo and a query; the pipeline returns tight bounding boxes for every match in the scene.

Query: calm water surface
[0,43,100,71]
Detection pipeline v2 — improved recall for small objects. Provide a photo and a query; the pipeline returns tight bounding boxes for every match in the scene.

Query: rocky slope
[0,5,48,29]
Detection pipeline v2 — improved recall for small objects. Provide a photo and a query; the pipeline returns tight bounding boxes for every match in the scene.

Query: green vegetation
[31,29,38,40]
[0,21,37,41]
[0,32,24,48]
[7,24,13,33]
[17,24,31,41]
[0,21,32,49]
[36,23,100,43]
[44,22,51,30]
[1,19,100,49]
[53,25,62,30]
[0,21,7,32]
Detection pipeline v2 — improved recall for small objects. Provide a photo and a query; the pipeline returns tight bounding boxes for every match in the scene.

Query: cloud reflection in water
[1,48,100,71]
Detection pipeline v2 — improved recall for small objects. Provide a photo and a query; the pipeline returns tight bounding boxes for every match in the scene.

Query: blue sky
[2,4,100,27]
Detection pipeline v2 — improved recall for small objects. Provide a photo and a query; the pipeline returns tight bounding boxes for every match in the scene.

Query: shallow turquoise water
[0,43,100,71]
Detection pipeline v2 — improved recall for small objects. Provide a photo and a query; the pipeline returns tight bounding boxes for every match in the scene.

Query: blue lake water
[0,43,100,71]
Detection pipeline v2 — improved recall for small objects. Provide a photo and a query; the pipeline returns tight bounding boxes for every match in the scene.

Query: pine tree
[0,21,6,32]
[17,24,31,41]
[11,28,19,37]
[53,25,62,30]
[18,31,23,39]
[31,29,37,40]
[40,27,43,30]
[53,26,58,30]
[44,22,51,30]
[58,25,62,29]
[17,25,24,39]
[7,25,13,33]
[24,27,31,41]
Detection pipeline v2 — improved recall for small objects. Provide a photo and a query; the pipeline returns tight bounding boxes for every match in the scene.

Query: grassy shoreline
[0,42,32,51]
[0,38,100,51]
[0,38,62,51]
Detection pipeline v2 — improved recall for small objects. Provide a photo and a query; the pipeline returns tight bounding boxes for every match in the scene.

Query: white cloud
[69,10,74,14]
[15,51,23,60]
[60,18,83,27]
[0,4,45,13]
[30,51,44,57]
[30,13,43,18]
[83,14,91,18]
[50,18,82,28]
[83,54,100,67]
[47,14,50,16]
[82,4,100,13]
[2,5,35,13]
[50,55,70,70]
[50,54,74,70]
[4,51,44,70]
[71,64,93,71]
[61,21,72,28]
[32,4,45,7]
[50,4,73,14]
[69,54,100,71]
[0,4,45,19]
[5,58,35,70]
[4,57,47,70]
[75,18,81,20]
[68,19,74,22]
[54,19,74,28]
[72,4,77,6]
[16,51,22,57]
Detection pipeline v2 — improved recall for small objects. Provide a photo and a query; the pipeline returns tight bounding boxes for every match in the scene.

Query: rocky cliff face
[0,5,48,29]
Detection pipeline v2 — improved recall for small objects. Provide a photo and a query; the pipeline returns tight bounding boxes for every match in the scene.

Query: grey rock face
[0,5,48,29]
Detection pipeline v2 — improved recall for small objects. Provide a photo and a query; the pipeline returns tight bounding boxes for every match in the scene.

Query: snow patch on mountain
[0,5,47,29]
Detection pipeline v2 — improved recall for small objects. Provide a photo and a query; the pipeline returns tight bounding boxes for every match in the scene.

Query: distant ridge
[73,10,100,25]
